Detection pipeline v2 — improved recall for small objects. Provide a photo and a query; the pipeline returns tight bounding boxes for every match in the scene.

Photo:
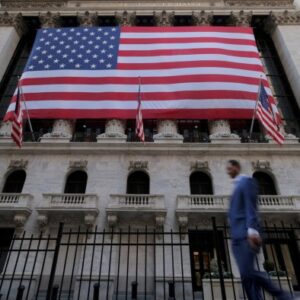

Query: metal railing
[0,219,298,300]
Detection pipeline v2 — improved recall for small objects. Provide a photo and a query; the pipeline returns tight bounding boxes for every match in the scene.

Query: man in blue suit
[226,160,294,300]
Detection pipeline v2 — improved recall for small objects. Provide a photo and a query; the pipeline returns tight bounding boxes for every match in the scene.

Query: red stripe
[119,48,260,58]
[10,91,259,102]
[21,75,268,87]
[117,60,264,71]
[120,37,257,46]
[5,108,255,120]
[121,26,253,34]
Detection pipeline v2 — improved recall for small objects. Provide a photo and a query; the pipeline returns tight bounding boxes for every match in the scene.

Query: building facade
[0,0,300,299]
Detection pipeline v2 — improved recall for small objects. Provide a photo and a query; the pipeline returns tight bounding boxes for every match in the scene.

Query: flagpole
[18,78,35,142]
[249,76,262,141]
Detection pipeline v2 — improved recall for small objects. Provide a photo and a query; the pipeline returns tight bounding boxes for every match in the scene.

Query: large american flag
[4,26,281,121]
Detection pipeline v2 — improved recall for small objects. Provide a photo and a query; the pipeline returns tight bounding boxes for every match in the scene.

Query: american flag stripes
[11,86,23,148]
[135,78,145,142]
[4,26,281,121]
[256,82,284,145]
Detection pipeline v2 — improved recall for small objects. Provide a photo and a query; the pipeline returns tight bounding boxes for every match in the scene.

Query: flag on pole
[136,78,145,142]
[256,82,284,145]
[11,86,23,148]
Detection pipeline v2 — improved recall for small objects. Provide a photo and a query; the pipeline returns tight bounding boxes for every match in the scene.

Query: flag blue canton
[259,83,271,111]
[25,26,120,71]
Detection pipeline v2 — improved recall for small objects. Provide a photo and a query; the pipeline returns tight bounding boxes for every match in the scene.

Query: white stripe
[119,43,257,52]
[18,82,272,95]
[21,69,266,80]
[121,31,255,41]
[118,54,261,65]
[7,99,256,112]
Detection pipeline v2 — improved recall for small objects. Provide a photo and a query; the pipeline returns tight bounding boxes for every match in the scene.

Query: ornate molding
[115,11,136,26]
[39,11,62,28]
[153,120,183,142]
[128,160,148,171]
[0,12,27,36]
[8,159,28,170]
[209,120,240,142]
[42,119,74,140]
[266,10,300,32]
[77,11,98,26]
[224,0,294,8]
[97,119,127,140]
[230,10,252,26]
[69,160,88,170]
[190,160,209,172]
[191,10,213,25]
[154,10,175,26]
[252,160,272,171]
[0,0,66,9]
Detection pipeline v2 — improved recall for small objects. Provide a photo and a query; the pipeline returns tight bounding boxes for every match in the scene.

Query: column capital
[154,10,175,26]
[191,10,213,26]
[209,120,240,144]
[153,120,183,143]
[39,11,62,28]
[115,11,136,26]
[265,10,300,32]
[0,12,27,36]
[77,11,98,27]
[229,10,253,27]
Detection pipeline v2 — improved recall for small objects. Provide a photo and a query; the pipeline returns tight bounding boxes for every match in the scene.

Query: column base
[209,134,241,144]
[153,133,183,143]
[97,134,127,143]
[40,135,72,143]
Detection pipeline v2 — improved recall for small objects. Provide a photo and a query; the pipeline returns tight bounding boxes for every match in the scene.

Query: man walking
[226,160,294,300]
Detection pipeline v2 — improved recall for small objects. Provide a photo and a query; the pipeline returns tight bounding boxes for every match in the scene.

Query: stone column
[77,11,98,27]
[191,10,213,26]
[152,11,183,143]
[0,13,27,144]
[38,12,74,143]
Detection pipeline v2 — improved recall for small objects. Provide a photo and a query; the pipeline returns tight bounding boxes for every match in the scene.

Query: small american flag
[4,26,280,121]
[135,78,145,142]
[11,86,23,148]
[256,82,284,145]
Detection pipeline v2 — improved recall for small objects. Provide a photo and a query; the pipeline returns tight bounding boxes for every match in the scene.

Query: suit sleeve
[242,178,260,232]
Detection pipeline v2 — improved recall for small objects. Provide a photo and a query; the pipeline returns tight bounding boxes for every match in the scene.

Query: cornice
[0,142,299,156]
[224,0,294,8]
[0,1,66,9]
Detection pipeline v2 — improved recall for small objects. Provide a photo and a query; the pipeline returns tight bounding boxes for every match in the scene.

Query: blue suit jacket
[228,176,260,240]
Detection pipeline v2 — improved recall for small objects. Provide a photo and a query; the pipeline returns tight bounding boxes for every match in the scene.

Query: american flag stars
[27,26,120,71]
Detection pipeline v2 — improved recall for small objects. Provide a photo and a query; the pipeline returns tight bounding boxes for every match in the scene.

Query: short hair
[227,160,241,169]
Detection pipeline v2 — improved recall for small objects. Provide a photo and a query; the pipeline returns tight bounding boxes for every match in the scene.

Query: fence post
[212,217,227,300]
[93,283,100,300]
[131,281,137,299]
[168,282,175,300]
[46,223,63,300]
[16,285,25,300]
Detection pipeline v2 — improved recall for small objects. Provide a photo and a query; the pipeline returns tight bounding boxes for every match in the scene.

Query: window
[253,171,277,195]
[0,228,15,273]
[64,170,87,194]
[127,171,150,194]
[2,170,26,193]
[190,172,213,195]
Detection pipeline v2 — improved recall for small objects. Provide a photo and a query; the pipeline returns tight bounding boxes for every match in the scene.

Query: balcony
[0,193,33,227]
[36,193,99,227]
[176,195,300,227]
[106,194,166,228]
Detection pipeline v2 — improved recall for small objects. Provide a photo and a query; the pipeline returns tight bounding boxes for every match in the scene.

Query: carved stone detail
[154,10,175,26]
[224,0,293,7]
[265,10,300,32]
[13,213,29,228]
[0,12,27,36]
[252,160,272,171]
[209,120,240,143]
[129,161,148,171]
[77,11,98,27]
[97,119,127,142]
[1,1,66,9]
[155,214,166,230]
[41,119,74,142]
[230,10,252,26]
[8,159,28,170]
[84,213,97,229]
[37,214,48,228]
[107,213,118,227]
[39,11,61,28]
[115,11,136,26]
[191,10,213,25]
[69,160,88,170]
[190,161,209,172]
[177,214,188,230]
[153,120,183,143]
[0,121,11,138]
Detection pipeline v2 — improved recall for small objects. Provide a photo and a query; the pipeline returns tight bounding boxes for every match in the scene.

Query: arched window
[253,172,277,195]
[127,171,150,194]
[190,172,213,195]
[2,170,26,193]
[64,170,87,194]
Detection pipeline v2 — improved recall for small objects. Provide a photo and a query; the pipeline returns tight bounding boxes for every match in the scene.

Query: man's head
[226,160,241,179]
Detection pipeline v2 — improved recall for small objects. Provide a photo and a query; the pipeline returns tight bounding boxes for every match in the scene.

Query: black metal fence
[0,219,299,300]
